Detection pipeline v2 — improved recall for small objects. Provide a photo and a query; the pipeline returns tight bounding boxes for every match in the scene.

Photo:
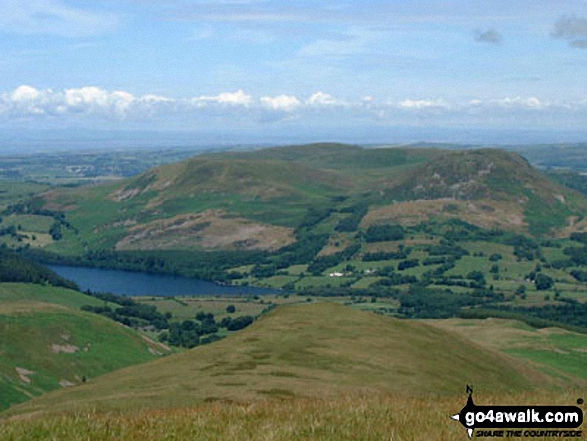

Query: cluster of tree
[457,308,583,333]
[372,273,418,286]
[563,246,587,266]
[250,263,278,278]
[505,235,541,261]
[23,248,269,282]
[420,261,457,281]
[362,249,410,262]
[570,232,587,244]
[519,298,587,329]
[161,313,254,348]
[440,219,504,242]
[0,225,28,242]
[5,204,75,241]
[162,320,211,348]
[335,204,368,232]
[460,299,587,333]
[398,286,504,319]
[424,242,469,259]
[534,273,554,290]
[270,233,329,269]
[0,248,77,289]
[297,285,400,298]
[374,266,397,277]
[467,270,487,287]
[307,243,361,275]
[422,256,453,266]
[570,269,587,282]
[82,290,255,348]
[429,275,484,289]
[524,266,555,290]
[296,206,334,231]
[221,315,255,331]
[81,291,170,329]
[363,224,405,243]
[397,259,419,270]
[49,221,62,241]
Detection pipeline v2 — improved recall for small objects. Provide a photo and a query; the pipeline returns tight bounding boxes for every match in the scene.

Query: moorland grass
[1,389,584,441]
[2,303,554,419]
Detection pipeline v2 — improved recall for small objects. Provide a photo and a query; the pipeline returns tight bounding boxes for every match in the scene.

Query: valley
[1,143,587,439]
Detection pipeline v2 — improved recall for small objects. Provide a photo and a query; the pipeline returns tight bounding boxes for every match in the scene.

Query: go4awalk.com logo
[450,386,584,439]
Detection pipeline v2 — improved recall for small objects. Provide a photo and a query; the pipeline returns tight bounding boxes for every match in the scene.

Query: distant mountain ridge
[34,143,587,257]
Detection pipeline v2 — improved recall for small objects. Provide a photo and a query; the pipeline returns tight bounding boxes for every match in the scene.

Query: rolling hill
[2,302,558,418]
[1,389,583,440]
[0,283,170,412]
[20,144,587,260]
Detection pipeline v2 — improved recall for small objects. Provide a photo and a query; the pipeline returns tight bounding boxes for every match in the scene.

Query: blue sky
[2,0,587,146]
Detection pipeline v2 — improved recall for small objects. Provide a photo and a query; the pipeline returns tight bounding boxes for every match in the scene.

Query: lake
[48,265,278,297]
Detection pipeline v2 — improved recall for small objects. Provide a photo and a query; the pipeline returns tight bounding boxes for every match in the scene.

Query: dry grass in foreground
[2,390,584,441]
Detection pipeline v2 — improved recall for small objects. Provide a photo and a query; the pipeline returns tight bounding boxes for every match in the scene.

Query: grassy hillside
[13,144,586,260]
[426,318,587,383]
[3,302,555,418]
[0,283,170,411]
[372,149,587,236]
[1,389,583,440]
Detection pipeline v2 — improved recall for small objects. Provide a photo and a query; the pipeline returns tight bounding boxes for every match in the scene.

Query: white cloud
[139,94,175,104]
[11,85,41,102]
[111,91,135,115]
[193,89,253,106]
[260,94,301,111]
[0,85,580,128]
[64,87,136,116]
[398,99,449,109]
[492,96,547,109]
[65,87,110,108]
[307,91,340,106]
[7,85,47,115]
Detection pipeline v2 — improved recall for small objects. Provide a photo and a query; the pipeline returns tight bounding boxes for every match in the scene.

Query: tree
[467,270,486,287]
[226,305,236,314]
[535,273,554,291]
[225,315,254,331]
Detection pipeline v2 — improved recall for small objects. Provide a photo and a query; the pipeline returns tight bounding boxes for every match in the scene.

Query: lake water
[48,265,278,297]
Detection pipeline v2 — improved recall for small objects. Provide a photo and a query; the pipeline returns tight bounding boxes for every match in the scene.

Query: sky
[1,0,587,147]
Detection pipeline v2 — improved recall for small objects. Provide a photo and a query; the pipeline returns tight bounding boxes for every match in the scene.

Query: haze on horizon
[1,0,587,150]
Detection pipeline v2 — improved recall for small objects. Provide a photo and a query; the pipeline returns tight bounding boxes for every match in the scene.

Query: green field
[0,283,170,411]
[427,318,587,384]
[0,182,50,211]
[136,295,301,322]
